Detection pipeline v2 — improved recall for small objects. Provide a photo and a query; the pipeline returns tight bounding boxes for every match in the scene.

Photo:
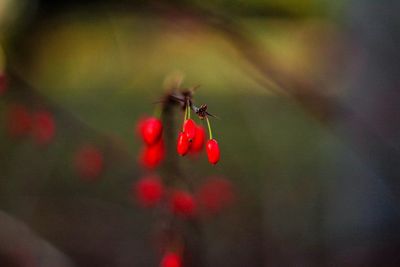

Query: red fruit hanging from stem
[206,139,220,165]
[139,139,165,169]
[140,117,163,146]
[204,116,220,164]
[183,118,196,141]
[176,132,190,156]
[189,125,205,153]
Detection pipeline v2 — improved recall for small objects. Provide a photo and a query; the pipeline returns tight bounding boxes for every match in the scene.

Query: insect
[167,87,218,120]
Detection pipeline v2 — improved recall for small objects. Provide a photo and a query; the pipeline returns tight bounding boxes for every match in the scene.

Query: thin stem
[183,104,188,131]
[205,116,213,140]
[187,100,191,119]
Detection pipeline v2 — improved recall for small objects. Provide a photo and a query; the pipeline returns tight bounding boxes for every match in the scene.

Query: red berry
[135,176,164,207]
[139,139,165,169]
[6,104,32,138]
[74,145,104,181]
[189,125,205,153]
[183,119,196,141]
[196,177,234,216]
[171,190,196,217]
[32,111,55,145]
[176,132,190,156]
[140,117,163,146]
[160,252,182,267]
[206,139,220,164]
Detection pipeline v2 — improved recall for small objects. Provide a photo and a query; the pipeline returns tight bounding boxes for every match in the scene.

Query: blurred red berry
[206,139,220,164]
[189,125,205,153]
[171,190,196,217]
[6,104,32,138]
[74,145,104,181]
[196,177,235,216]
[160,252,181,267]
[139,117,163,146]
[139,139,165,169]
[32,111,55,145]
[0,74,7,95]
[135,176,164,207]
[183,119,196,141]
[176,132,190,156]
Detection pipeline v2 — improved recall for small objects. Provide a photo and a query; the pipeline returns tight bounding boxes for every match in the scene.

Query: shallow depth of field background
[1,0,400,266]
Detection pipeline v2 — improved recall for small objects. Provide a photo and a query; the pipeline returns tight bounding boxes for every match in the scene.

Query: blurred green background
[1,0,400,266]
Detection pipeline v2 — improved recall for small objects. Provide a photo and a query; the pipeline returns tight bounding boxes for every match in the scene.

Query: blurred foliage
[0,0,357,266]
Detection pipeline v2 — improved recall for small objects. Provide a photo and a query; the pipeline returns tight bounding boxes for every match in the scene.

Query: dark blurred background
[1,0,400,266]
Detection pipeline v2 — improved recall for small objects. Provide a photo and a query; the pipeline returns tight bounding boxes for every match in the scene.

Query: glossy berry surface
[171,191,196,217]
[74,145,104,180]
[139,139,165,169]
[135,176,164,207]
[183,119,196,141]
[32,111,55,145]
[139,117,163,146]
[6,104,32,138]
[160,252,182,267]
[189,125,205,153]
[206,139,220,164]
[176,132,190,156]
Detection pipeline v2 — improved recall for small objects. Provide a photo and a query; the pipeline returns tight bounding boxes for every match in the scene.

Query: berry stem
[159,90,206,267]
[205,116,213,140]
[183,105,188,131]
[185,103,188,120]
[187,100,191,119]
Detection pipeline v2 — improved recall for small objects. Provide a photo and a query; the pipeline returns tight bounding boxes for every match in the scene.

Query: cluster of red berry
[177,102,220,164]
[138,115,219,167]
[134,174,234,267]
[133,88,232,267]
[134,175,195,217]
[135,175,234,216]
[1,74,105,182]
[5,103,56,145]
[5,103,105,181]
[2,73,233,267]
[137,117,165,169]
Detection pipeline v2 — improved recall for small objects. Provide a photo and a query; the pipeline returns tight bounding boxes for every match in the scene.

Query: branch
[0,210,76,267]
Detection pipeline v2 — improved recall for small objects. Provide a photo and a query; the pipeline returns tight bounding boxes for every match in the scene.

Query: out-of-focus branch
[184,7,400,198]
[159,90,206,267]
[148,4,400,196]
[0,210,75,267]
[6,69,134,164]
[151,4,341,122]
[211,20,338,121]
